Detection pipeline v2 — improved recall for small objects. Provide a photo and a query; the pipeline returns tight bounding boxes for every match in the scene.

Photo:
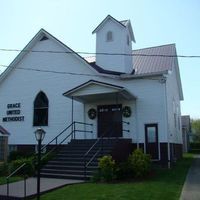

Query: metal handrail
[84,138,101,157]
[122,121,130,125]
[41,129,74,161]
[6,122,74,184]
[83,127,116,179]
[6,163,27,197]
[6,121,93,198]
[122,121,130,133]
[85,149,101,168]
[83,121,131,179]
[40,121,92,159]
[74,121,93,126]
[41,122,73,151]
[123,129,130,132]
[6,163,26,179]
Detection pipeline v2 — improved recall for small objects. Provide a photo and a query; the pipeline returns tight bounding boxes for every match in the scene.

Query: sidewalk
[180,155,200,200]
[0,177,84,199]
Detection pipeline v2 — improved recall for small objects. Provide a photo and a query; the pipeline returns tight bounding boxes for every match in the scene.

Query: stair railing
[40,121,93,160]
[83,126,116,180]
[5,122,73,198]
[6,163,27,198]
[40,122,76,160]
[72,121,93,140]
[5,121,93,198]
[83,121,130,179]
[122,121,130,133]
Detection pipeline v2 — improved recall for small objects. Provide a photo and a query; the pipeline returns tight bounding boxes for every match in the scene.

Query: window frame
[33,91,49,126]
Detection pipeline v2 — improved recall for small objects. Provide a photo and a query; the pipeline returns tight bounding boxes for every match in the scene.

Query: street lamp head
[34,128,46,142]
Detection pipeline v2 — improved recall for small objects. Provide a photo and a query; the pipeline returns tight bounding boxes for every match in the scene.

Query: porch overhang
[63,80,136,103]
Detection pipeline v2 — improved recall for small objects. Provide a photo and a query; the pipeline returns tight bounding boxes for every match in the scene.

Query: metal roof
[85,44,176,75]
[133,44,176,75]
[85,43,183,101]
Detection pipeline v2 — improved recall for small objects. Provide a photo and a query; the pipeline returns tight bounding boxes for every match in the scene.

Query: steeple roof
[92,15,135,42]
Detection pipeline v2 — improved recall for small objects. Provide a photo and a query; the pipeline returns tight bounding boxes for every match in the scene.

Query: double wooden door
[97,104,122,138]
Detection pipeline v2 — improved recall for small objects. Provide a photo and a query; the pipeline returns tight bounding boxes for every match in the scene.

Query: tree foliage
[191,119,200,141]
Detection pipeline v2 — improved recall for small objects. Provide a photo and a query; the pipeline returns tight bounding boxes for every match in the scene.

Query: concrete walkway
[180,155,200,200]
[0,177,84,199]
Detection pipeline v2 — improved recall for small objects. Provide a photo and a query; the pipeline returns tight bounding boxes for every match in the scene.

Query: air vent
[40,36,48,41]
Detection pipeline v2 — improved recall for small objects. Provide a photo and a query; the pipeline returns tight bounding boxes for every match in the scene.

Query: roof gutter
[120,70,169,80]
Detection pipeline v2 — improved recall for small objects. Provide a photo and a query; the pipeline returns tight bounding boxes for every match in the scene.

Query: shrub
[9,150,33,161]
[40,151,56,166]
[93,150,151,182]
[0,162,9,176]
[10,157,35,176]
[91,169,102,182]
[128,149,151,178]
[189,142,200,153]
[115,161,131,180]
[190,142,200,149]
[98,155,116,182]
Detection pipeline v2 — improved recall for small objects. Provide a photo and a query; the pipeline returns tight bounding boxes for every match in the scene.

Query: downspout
[83,103,86,139]
[71,97,74,139]
[164,78,171,169]
[135,100,139,149]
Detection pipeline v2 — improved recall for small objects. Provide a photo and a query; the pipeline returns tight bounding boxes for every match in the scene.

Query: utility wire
[0,64,161,82]
[0,64,160,80]
[0,64,116,78]
[0,48,200,58]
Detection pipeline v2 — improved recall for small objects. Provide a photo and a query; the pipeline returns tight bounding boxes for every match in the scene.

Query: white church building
[0,15,183,164]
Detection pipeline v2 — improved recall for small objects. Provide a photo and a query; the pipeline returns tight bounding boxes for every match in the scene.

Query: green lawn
[0,177,22,185]
[38,154,193,200]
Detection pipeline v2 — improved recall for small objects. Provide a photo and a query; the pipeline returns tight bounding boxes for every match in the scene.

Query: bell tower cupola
[92,15,136,73]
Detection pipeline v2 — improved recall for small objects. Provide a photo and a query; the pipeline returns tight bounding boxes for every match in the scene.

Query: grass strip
[38,154,193,200]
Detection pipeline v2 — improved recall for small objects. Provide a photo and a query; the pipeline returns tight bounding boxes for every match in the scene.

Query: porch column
[135,100,139,149]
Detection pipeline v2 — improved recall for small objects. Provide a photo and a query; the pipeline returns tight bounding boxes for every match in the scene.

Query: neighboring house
[181,115,191,152]
[0,15,183,165]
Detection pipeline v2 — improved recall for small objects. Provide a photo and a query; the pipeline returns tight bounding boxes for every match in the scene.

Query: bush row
[0,150,55,177]
[93,149,151,182]
[189,142,200,149]
[0,157,35,177]
[189,142,200,154]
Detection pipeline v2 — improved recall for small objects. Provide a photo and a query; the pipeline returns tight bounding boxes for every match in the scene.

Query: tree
[191,119,200,142]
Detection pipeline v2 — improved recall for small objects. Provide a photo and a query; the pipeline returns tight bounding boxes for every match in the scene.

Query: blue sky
[0,0,200,119]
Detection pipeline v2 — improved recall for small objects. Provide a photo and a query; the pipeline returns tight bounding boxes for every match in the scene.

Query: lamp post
[34,128,46,200]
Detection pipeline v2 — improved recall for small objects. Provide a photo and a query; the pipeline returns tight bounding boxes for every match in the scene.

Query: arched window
[33,91,49,126]
[106,31,113,42]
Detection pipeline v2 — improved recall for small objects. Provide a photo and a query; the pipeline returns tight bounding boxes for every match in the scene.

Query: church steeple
[92,15,136,73]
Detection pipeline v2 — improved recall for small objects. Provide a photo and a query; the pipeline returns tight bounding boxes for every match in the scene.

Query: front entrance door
[97,104,122,138]
[145,124,159,160]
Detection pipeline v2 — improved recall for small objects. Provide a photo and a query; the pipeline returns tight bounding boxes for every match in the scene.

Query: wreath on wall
[122,106,132,118]
[88,108,97,120]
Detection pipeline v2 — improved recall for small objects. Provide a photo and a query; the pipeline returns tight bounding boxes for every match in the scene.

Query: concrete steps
[40,139,120,180]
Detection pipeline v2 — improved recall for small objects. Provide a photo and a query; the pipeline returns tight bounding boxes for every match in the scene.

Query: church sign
[2,103,25,122]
